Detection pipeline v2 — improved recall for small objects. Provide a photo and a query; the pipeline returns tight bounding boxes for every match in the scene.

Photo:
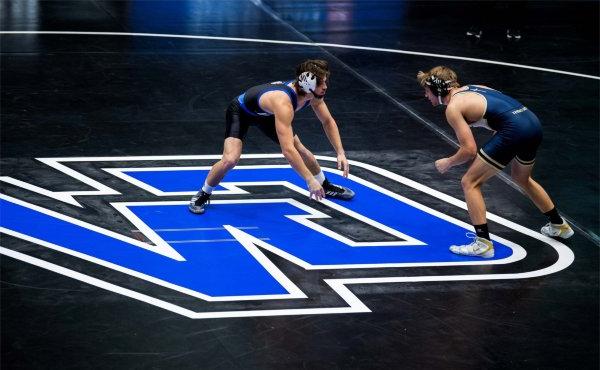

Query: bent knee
[461,175,479,191]
[294,139,312,156]
[221,155,240,169]
[293,136,305,149]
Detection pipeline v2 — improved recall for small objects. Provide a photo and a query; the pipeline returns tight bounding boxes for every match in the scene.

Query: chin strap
[311,89,325,99]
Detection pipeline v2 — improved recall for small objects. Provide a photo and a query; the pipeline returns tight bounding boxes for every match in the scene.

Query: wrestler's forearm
[448,146,477,167]
[322,120,345,155]
[282,146,314,182]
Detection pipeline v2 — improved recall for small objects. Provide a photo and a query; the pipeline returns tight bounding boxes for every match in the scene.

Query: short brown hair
[295,59,330,85]
[416,66,460,89]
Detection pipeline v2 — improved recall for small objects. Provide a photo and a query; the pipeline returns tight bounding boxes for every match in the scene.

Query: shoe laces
[323,180,345,194]
[194,191,211,206]
[463,232,487,250]
[464,232,477,241]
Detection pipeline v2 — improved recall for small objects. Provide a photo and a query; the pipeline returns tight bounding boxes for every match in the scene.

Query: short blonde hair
[416,66,460,89]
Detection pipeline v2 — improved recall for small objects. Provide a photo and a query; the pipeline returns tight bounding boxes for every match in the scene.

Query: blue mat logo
[0,155,572,319]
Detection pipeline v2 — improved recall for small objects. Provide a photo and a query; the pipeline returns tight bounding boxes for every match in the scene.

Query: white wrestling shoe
[541,221,574,239]
[449,233,495,258]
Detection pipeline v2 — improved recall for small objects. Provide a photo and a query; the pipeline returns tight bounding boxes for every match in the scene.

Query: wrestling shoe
[449,233,495,258]
[322,179,355,200]
[541,221,574,239]
[189,190,211,214]
[506,29,521,40]
[466,27,482,39]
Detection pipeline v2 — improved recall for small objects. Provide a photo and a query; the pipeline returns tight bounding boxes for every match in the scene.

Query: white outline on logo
[0,155,574,319]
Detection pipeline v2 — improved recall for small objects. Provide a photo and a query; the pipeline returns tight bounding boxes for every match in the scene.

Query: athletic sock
[474,223,490,240]
[544,207,563,224]
[314,171,326,185]
[202,182,215,195]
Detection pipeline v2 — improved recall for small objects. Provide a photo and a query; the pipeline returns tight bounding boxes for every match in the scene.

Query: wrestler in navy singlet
[456,85,543,169]
[225,80,311,143]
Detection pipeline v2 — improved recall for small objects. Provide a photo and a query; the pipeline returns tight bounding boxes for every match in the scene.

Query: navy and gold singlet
[455,85,543,169]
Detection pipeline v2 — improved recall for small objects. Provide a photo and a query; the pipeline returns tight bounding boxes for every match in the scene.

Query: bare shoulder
[445,100,463,118]
[264,89,291,104]
[450,88,487,121]
[454,89,486,107]
[261,90,293,111]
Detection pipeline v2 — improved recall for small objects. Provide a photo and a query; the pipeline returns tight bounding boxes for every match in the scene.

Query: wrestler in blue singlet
[225,81,311,143]
[455,85,542,169]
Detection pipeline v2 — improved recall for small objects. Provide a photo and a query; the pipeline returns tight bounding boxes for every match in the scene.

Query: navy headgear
[425,75,451,97]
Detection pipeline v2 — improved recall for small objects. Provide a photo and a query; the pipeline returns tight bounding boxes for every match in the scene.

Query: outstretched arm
[311,99,349,177]
[435,104,478,174]
[272,98,325,200]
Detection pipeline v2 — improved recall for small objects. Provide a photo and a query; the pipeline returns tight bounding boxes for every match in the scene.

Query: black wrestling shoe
[189,190,211,214]
[322,179,355,200]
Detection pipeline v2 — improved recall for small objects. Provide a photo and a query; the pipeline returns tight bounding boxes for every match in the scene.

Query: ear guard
[298,71,318,94]
[425,75,451,97]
